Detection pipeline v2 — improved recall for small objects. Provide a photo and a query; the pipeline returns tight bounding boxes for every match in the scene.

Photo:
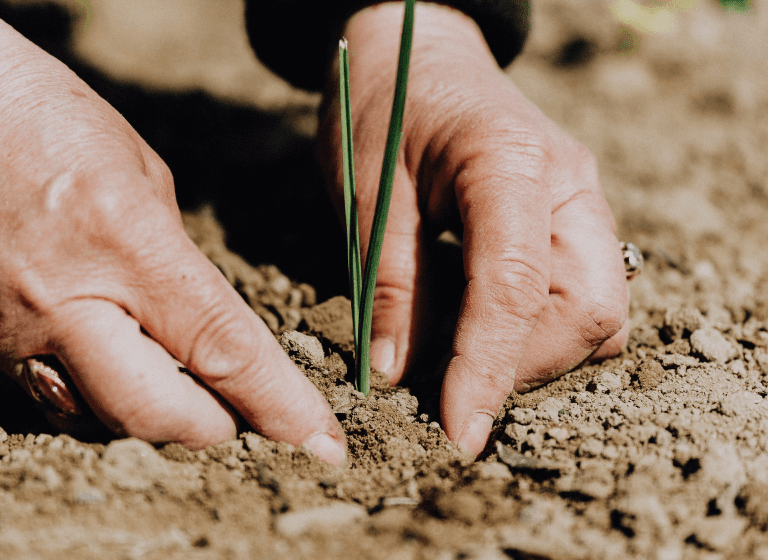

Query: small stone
[73,487,106,505]
[381,496,420,507]
[31,465,63,491]
[663,307,706,340]
[496,442,564,473]
[303,296,355,353]
[34,434,52,446]
[577,438,605,458]
[718,390,763,417]
[558,465,615,500]
[730,359,747,376]
[100,438,169,492]
[699,441,745,490]
[546,427,569,443]
[267,274,292,296]
[614,487,671,539]
[690,327,737,363]
[634,359,665,390]
[279,331,325,368]
[474,461,513,480]
[287,288,303,308]
[535,398,567,422]
[275,503,367,537]
[602,445,620,460]
[0,427,7,444]
[280,308,302,332]
[689,517,748,551]
[596,371,623,392]
[298,283,316,307]
[510,408,536,425]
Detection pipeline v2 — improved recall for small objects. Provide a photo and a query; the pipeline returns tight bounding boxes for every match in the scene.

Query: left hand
[319,2,629,456]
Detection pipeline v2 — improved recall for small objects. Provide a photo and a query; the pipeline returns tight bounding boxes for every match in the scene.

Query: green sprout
[339,0,415,395]
[719,0,749,12]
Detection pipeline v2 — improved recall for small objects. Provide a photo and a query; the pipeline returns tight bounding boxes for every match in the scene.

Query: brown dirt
[3,0,768,558]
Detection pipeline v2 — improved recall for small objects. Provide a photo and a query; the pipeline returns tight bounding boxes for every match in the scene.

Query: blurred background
[0,0,348,300]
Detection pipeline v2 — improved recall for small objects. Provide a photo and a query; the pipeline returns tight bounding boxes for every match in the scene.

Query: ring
[16,357,82,417]
[620,241,643,280]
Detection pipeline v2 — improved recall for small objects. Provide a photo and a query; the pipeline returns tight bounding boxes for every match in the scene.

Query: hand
[319,3,628,456]
[0,21,346,465]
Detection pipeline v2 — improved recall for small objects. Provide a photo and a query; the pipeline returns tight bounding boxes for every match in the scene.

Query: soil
[2,0,768,558]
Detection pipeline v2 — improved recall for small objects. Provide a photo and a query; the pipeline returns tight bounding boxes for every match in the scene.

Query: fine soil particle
[3,0,768,558]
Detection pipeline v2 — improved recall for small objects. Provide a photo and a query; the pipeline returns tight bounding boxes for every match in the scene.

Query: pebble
[535,398,567,422]
[279,331,325,368]
[699,441,745,490]
[596,371,623,392]
[718,390,763,417]
[689,517,748,551]
[474,461,513,480]
[100,438,170,492]
[547,427,569,443]
[73,487,106,505]
[664,307,706,340]
[274,503,367,537]
[730,359,747,376]
[266,273,292,297]
[558,465,615,500]
[510,408,536,425]
[689,327,737,363]
[577,438,605,458]
[615,489,671,539]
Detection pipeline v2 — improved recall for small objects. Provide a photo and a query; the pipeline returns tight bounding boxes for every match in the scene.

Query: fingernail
[370,337,395,375]
[303,432,347,468]
[456,412,495,457]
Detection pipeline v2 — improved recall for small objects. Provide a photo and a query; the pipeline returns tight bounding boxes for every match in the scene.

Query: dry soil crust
[4,0,768,559]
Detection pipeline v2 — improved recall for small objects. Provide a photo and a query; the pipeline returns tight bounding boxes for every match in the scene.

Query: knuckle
[374,282,414,308]
[185,303,263,384]
[145,154,174,191]
[495,126,554,183]
[571,139,597,168]
[570,140,600,184]
[481,263,549,325]
[576,293,627,347]
[76,181,138,243]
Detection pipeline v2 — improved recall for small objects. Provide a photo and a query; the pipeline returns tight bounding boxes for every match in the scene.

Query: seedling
[339,0,415,395]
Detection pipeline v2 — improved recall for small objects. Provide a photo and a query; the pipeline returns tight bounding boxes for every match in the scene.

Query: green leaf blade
[339,39,362,367]
[357,0,415,396]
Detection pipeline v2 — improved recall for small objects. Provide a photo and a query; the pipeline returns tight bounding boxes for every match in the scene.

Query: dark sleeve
[245,0,529,91]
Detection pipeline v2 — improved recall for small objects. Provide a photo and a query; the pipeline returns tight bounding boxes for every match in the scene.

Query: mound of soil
[2,0,768,558]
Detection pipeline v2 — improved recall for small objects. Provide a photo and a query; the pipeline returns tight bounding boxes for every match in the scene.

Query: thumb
[118,210,348,465]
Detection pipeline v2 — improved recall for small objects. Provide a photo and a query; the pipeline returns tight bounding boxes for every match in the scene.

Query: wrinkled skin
[0,2,626,463]
[319,4,628,455]
[0,19,346,466]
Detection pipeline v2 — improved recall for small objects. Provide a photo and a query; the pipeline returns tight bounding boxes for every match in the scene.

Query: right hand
[0,21,346,466]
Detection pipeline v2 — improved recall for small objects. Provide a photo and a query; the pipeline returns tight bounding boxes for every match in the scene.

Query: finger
[366,165,427,384]
[513,191,628,392]
[119,210,347,465]
[49,299,238,449]
[440,150,552,456]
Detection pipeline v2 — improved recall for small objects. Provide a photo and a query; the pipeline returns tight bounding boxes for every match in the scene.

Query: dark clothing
[245,0,529,91]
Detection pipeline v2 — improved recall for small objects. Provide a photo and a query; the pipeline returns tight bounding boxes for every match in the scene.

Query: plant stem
[338,38,362,361]
[357,0,415,395]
